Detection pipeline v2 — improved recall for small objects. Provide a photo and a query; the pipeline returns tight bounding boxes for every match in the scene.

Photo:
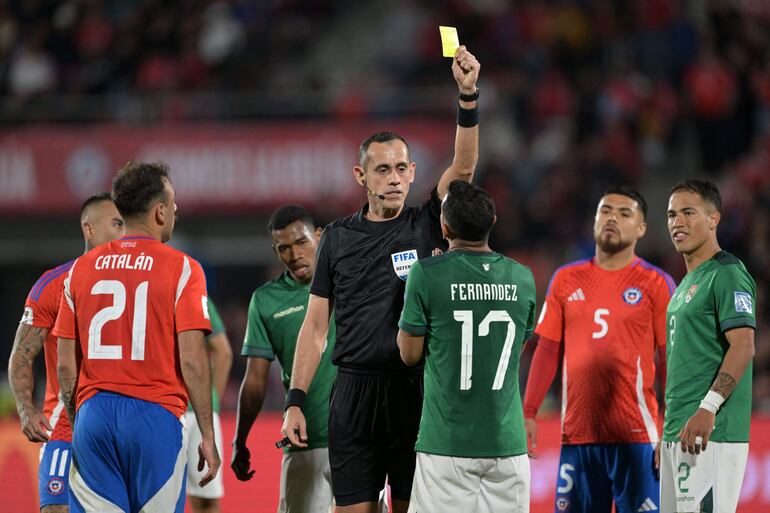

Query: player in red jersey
[523,187,675,513]
[53,162,220,513]
[8,192,124,513]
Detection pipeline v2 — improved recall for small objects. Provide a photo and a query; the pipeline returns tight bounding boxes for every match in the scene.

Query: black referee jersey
[310,188,446,372]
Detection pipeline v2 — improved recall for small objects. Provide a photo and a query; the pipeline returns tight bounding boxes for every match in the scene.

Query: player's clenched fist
[452,45,480,94]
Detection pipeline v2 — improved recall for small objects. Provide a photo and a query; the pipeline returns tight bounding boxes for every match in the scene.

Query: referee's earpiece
[359,173,385,200]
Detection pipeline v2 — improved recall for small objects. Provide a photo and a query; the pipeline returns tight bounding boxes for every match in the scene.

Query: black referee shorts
[328,366,423,506]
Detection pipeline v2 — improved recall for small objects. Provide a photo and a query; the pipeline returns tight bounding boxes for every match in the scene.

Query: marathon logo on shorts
[556,496,570,511]
[391,249,418,281]
[623,287,643,305]
[20,306,33,325]
[47,477,65,495]
[734,291,753,314]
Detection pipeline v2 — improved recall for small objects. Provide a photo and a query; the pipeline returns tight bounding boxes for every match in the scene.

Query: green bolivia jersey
[243,272,336,451]
[664,251,756,442]
[187,299,224,413]
[399,250,537,458]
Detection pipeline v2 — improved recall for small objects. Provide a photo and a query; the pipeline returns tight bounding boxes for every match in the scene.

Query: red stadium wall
[0,122,455,216]
[1,415,769,513]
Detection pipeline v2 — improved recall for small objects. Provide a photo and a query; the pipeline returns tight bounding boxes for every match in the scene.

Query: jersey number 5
[592,308,609,339]
[88,280,148,360]
[453,310,516,391]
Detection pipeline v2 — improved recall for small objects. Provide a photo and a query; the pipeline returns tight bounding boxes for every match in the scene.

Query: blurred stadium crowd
[0,0,768,414]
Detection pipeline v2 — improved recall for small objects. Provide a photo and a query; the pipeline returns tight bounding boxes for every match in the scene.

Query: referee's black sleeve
[310,227,333,298]
[426,186,442,222]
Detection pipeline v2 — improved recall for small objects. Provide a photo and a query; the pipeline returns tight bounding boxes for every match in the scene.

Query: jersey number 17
[453,310,516,391]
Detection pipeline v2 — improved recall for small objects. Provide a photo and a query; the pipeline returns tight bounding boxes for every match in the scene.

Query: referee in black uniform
[282,45,481,513]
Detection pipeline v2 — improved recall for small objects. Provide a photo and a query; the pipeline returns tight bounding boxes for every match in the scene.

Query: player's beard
[596,233,632,254]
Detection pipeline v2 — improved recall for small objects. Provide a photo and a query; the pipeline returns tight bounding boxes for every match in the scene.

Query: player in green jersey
[397,181,537,513]
[662,180,756,513]
[185,299,232,513]
[231,205,337,513]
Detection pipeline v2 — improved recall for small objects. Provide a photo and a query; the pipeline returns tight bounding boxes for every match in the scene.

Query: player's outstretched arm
[179,329,221,486]
[282,294,330,448]
[437,45,480,200]
[8,324,52,442]
[56,337,78,430]
[678,327,755,454]
[231,357,270,481]
[396,330,424,366]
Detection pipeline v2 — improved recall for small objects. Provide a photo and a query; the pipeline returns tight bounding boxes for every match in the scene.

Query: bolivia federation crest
[623,287,643,305]
[391,249,418,281]
[685,284,698,303]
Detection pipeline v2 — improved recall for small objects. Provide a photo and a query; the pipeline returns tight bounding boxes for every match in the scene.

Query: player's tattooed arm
[9,324,46,406]
[714,326,755,400]
[57,337,79,426]
[60,376,77,427]
[711,372,737,398]
[8,324,52,440]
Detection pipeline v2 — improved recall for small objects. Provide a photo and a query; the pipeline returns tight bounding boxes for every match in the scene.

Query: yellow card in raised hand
[439,26,459,58]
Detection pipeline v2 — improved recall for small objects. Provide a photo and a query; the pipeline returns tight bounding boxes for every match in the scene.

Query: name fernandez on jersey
[450,283,519,302]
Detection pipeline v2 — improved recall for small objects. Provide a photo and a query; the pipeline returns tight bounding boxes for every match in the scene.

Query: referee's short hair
[669,180,721,212]
[442,181,496,242]
[267,205,315,233]
[358,131,409,168]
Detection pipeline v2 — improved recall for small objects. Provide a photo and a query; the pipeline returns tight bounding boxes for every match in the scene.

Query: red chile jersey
[535,257,675,444]
[52,236,211,418]
[20,261,75,442]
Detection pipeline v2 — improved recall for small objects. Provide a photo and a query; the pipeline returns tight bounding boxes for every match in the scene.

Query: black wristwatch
[458,88,479,102]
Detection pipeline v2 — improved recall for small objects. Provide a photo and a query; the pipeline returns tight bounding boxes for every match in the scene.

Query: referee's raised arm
[437,45,480,200]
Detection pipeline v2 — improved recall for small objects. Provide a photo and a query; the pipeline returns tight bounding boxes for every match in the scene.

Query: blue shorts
[69,392,187,513]
[39,440,72,508]
[554,443,659,513]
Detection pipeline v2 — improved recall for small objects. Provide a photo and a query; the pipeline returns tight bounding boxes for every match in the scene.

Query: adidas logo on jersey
[567,288,585,302]
[637,497,658,511]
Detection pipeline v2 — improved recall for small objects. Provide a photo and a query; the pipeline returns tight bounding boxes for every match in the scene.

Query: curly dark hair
[111,161,170,219]
[267,204,315,233]
[442,180,496,242]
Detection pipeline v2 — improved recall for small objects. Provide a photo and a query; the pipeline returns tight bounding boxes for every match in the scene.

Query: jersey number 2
[88,280,148,360]
[453,310,516,391]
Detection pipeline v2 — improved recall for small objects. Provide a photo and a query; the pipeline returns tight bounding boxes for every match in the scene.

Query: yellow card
[439,26,459,58]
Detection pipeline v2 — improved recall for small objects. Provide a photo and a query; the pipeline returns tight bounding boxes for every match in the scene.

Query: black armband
[458,88,479,102]
[457,105,479,128]
[284,388,307,410]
